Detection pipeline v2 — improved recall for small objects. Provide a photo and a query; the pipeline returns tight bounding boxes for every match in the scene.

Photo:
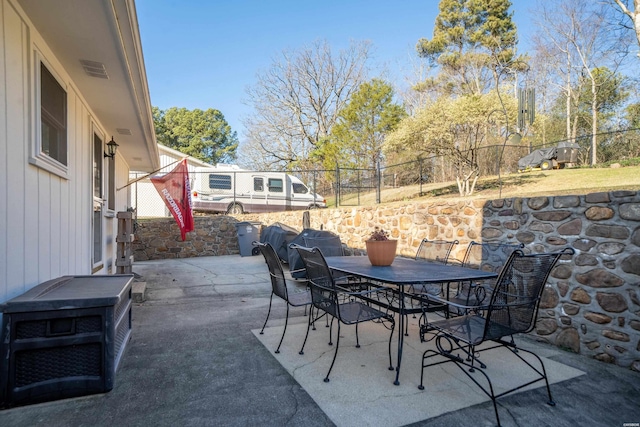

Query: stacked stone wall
[133,215,240,259]
[133,192,640,370]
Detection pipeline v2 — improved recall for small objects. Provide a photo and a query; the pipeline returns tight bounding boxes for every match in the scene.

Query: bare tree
[532,5,586,146]
[610,0,640,57]
[532,0,630,164]
[242,39,371,170]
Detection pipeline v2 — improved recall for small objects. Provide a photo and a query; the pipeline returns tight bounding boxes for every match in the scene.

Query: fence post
[335,166,340,207]
[357,169,361,206]
[419,159,423,196]
[376,162,381,204]
[233,172,237,205]
[313,170,317,207]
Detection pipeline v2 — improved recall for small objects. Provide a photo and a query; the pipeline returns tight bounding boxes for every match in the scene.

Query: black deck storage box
[0,275,133,408]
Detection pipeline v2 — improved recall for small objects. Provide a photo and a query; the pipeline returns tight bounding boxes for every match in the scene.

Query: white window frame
[29,48,69,179]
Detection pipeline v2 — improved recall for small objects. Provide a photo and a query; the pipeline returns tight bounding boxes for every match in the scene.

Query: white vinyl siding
[0,0,115,304]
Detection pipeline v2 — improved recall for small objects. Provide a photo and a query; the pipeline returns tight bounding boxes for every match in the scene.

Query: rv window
[268,178,283,193]
[292,183,308,194]
[254,177,264,192]
[209,174,232,190]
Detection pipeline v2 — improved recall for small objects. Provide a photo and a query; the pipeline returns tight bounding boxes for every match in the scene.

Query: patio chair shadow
[253,316,584,427]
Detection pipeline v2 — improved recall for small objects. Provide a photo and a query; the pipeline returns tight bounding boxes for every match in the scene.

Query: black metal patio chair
[417,247,574,427]
[448,241,526,311]
[410,239,459,295]
[415,238,459,265]
[255,241,312,354]
[405,239,460,331]
[293,244,396,383]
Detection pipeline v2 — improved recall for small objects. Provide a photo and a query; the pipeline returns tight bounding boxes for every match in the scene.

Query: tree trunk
[591,78,598,165]
[566,52,572,143]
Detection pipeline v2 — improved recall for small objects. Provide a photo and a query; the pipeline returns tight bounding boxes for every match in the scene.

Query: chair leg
[387,318,396,371]
[328,317,335,345]
[260,292,274,334]
[404,313,409,336]
[513,345,556,407]
[324,322,341,382]
[299,306,314,355]
[275,304,290,354]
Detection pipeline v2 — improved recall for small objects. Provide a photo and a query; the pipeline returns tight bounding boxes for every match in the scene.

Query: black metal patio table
[324,255,498,385]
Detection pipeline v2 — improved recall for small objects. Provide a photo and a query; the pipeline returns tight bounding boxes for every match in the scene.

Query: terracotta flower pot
[365,239,398,266]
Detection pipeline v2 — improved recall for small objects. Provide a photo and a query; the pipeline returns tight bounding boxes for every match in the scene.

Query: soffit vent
[80,59,109,79]
[117,128,132,135]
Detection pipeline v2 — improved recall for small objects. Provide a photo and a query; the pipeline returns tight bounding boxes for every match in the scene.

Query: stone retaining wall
[133,215,240,259]
[133,191,640,371]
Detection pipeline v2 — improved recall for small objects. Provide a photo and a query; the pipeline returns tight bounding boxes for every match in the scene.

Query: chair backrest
[483,248,574,340]
[415,239,458,264]
[292,244,339,318]
[287,229,341,279]
[255,241,290,301]
[303,235,344,257]
[462,241,525,274]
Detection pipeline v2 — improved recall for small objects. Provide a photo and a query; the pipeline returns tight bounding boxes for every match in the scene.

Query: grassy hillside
[338,165,640,206]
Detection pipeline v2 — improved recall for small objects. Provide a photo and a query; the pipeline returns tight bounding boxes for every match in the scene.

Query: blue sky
[137,0,533,142]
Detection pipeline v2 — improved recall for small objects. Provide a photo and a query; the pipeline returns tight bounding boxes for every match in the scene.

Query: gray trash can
[235,221,262,256]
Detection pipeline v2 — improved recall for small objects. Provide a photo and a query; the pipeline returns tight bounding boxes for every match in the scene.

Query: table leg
[394,286,405,386]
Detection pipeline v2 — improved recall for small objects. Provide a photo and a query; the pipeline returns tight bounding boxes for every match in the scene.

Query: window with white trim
[41,63,67,165]
[29,52,69,178]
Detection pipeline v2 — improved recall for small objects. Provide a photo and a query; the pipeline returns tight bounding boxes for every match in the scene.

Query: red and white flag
[151,158,194,241]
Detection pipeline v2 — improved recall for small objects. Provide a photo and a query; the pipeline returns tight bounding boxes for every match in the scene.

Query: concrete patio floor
[0,254,638,426]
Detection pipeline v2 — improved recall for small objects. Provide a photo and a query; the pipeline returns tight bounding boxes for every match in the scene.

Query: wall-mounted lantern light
[104,136,119,159]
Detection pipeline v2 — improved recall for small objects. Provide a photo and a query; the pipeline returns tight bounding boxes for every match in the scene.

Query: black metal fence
[332,143,527,206]
[131,128,640,217]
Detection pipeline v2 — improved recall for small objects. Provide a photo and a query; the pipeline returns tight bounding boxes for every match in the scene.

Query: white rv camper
[192,167,327,214]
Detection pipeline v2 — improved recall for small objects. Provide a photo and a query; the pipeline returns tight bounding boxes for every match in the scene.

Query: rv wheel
[227,203,244,215]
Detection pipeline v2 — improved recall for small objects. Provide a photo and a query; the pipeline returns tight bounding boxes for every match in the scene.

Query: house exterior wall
[0,0,125,304]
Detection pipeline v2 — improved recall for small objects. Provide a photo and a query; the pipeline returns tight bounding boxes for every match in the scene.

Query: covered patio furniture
[302,235,344,257]
[259,222,299,262]
[417,248,574,426]
[287,229,343,279]
[293,245,396,383]
[255,241,312,354]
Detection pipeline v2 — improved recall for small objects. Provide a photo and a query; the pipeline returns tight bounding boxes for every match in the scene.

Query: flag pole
[117,157,188,191]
